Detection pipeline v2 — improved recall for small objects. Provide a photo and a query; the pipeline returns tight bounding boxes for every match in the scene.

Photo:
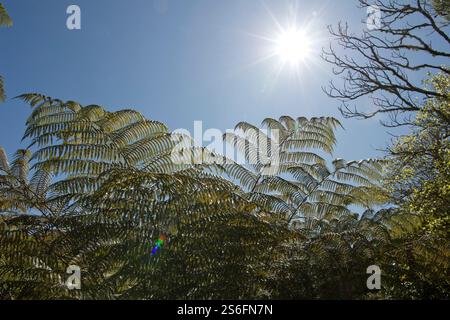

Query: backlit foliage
[381,74,450,298]
[222,116,386,230]
[1,93,448,299]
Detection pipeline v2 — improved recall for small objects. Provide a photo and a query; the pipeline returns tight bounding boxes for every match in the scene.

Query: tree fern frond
[0,147,9,172]
[17,93,58,107]
[220,161,258,190]
[0,3,12,27]
[11,150,31,183]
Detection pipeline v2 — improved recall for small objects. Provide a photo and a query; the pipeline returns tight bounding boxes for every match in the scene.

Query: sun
[239,2,325,89]
[275,28,312,65]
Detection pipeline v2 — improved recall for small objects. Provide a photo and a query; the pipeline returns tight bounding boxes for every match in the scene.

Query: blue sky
[0,0,419,161]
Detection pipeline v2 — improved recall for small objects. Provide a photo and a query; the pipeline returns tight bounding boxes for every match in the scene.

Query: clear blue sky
[0,0,421,161]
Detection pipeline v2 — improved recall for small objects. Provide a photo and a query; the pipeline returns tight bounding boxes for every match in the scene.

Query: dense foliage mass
[0,90,448,299]
[381,74,450,298]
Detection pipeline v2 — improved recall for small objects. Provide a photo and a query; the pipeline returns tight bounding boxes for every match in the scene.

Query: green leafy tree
[222,116,386,229]
[1,94,390,299]
[219,116,389,299]
[381,74,450,298]
[0,94,287,299]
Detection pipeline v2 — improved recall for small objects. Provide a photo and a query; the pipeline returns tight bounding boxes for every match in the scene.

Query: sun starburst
[241,2,326,92]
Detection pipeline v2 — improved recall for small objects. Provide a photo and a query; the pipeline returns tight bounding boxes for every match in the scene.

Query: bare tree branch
[322,0,450,127]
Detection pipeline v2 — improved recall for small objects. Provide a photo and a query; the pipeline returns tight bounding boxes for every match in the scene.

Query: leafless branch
[323,0,449,127]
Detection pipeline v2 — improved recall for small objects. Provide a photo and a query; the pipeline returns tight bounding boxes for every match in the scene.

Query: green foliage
[432,0,450,20]
[381,73,450,299]
[0,3,12,27]
[222,116,386,230]
[0,91,447,299]
[0,3,12,102]
[1,95,291,299]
